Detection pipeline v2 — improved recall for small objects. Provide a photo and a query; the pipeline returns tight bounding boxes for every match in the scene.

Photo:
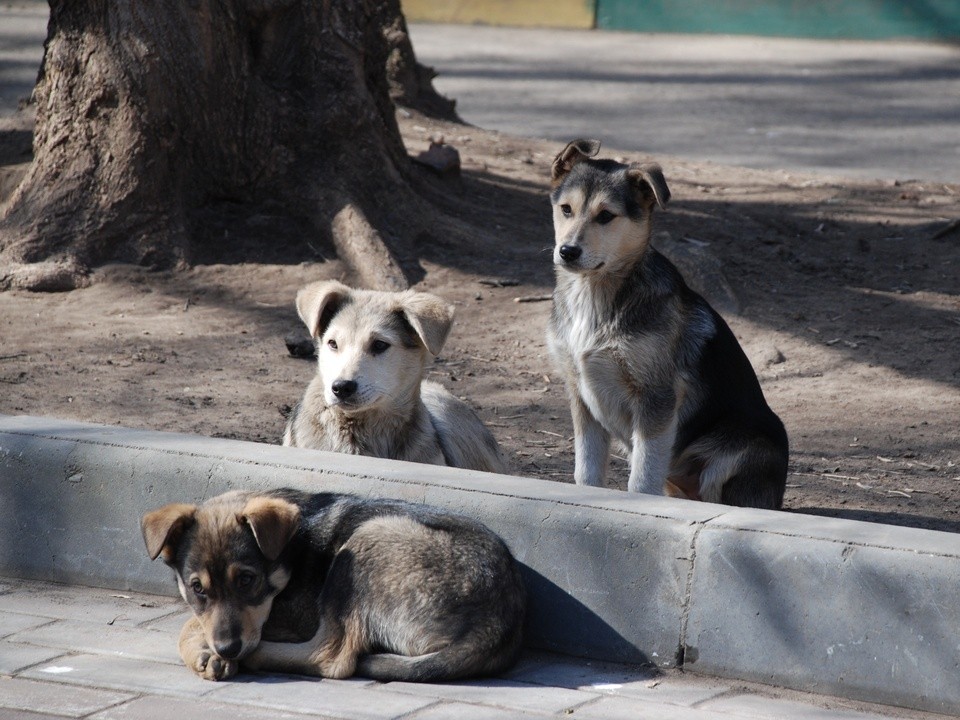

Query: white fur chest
[562,281,604,360]
[549,277,631,440]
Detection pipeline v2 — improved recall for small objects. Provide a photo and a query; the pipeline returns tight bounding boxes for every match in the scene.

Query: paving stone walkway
[0,578,936,719]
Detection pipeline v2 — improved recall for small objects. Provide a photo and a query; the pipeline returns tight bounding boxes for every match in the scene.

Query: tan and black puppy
[283,281,506,473]
[142,489,527,682]
[547,139,788,508]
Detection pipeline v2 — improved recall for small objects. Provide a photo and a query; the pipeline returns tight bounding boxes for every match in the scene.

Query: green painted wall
[596,0,960,40]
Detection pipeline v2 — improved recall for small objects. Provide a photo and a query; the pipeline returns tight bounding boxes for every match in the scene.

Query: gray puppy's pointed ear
[551,139,601,187]
[627,163,670,209]
[295,280,351,339]
[399,291,455,356]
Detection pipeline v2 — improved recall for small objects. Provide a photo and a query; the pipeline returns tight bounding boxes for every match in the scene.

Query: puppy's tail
[355,638,521,682]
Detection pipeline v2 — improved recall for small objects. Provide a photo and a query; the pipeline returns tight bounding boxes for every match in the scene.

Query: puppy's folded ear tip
[551,139,602,184]
[141,503,197,561]
[296,280,351,339]
[628,162,671,209]
[242,496,301,562]
[401,291,455,357]
[573,139,601,156]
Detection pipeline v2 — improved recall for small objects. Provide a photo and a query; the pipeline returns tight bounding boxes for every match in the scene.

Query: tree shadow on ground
[790,506,960,534]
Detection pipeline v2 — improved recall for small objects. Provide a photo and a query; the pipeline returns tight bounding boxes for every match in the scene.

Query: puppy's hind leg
[571,395,610,487]
[243,618,362,679]
[718,443,788,510]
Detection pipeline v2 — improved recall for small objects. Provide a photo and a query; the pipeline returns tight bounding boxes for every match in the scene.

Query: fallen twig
[792,471,862,482]
[514,294,552,303]
[932,218,960,240]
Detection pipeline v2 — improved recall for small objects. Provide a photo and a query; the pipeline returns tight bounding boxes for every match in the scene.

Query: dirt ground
[1,107,958,532]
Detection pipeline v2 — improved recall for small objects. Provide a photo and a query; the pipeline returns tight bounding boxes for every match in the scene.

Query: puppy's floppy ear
[142,503,197,562]
[295,280,351,339]
[627,163,670,209]
[240,496,301,562]
[551,139,601,187]
[399,291,455,356]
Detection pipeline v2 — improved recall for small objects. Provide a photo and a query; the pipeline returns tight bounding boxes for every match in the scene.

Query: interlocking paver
[10,618,180,665]
[0,611,52,639]
[206,674,438,720]
[0,641,66,675]
[0,709,77,720]
[405,700,550,719]
[20,653,217,698]
[90,695,322,720]
[384,678,600,714]
[572,695,736,720]
[505,652,656,688]
[0,582,181,627]
[505,652,731,706]
[702,694,896,720]
[138,607,190,635]
[0,677,134,718]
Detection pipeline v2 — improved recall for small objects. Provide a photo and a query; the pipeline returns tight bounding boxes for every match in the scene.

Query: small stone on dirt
[413,140,461,176]
[285,333,315,359]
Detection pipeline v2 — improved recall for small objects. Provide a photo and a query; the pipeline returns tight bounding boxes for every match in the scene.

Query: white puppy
[284,281,506,473]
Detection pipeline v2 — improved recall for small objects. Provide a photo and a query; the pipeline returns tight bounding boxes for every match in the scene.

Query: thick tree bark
[383,10,458,121]
[0,0,446,291]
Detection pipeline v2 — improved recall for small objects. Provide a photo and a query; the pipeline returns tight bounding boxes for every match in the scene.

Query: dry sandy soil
[1,108,958,531]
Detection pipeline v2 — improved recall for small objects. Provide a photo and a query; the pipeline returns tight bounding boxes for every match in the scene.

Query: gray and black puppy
[143,489,527,682]
[546,139,788,508]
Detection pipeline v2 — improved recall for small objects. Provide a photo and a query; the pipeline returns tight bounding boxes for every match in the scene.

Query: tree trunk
[0,0,447,291]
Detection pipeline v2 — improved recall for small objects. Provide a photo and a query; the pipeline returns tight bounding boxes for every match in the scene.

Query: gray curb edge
[1,414,957,715]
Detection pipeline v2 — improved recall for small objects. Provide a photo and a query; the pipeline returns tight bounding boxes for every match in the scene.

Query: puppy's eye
[327,339,338,351]
[371,339,391,355]
[190,579,205,597]
[560,204,572,217]
[236,572,256,590]
[595,209,616,225]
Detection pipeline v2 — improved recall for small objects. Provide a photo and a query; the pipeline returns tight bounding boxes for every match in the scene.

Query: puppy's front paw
[179,616,237,681]
[194,648,238,681]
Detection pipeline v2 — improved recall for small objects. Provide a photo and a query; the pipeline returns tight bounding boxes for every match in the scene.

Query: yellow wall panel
[402,0,595,29]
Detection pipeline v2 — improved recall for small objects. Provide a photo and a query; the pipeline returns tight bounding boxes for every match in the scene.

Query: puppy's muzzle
[558,245,582,263]
[331,379,358,400]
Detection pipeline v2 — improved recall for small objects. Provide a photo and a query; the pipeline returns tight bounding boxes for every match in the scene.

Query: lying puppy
[547,139,788,508]
[142,489,526,681]
[283,280,506,473]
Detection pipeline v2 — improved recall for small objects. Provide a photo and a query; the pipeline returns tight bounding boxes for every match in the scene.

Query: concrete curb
[1,414,958,715]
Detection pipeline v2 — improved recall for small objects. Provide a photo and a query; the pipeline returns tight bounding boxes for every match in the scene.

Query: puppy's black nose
[331,379,358,398]
[214,638,243,660]
[559,245,582,262]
